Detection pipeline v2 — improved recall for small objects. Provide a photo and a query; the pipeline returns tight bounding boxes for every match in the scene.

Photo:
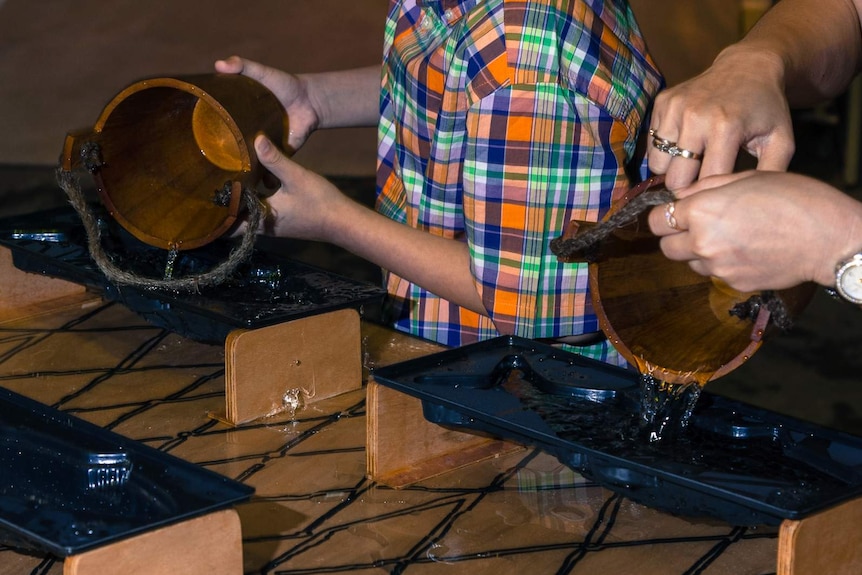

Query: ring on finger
[652,137,703,161]
[670,146,702,160]
[664,201,679,231]
[649,129,676,149]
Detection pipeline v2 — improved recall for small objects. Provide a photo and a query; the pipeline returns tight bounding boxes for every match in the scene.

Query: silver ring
[652,137,702,161]
[673,147,703,160]
[649,129,675,148]
[664,201,679,230]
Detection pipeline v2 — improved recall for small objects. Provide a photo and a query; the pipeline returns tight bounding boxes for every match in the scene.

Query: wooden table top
[0,299,780,574]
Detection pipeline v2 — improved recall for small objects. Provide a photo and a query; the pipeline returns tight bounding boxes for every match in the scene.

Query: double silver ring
[649,129,702,161]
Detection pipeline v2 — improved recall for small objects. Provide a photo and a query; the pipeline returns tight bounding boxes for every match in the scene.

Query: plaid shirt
[376,0,662,360]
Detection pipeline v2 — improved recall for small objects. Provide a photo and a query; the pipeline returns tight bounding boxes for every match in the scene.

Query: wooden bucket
[60,74,288,251]
[556,176,815,385]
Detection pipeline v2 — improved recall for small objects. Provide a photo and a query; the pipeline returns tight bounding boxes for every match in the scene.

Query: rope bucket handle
[56,166,263,292]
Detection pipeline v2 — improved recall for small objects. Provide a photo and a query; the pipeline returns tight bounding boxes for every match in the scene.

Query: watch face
[838,258,862,304]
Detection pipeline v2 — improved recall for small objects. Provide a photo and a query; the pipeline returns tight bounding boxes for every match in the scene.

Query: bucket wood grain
[61,74,288,251]
[557,176,815,385]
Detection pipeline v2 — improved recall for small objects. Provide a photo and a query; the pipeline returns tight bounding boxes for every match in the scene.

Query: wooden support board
[64,509,242,575]
[362,323,522,488]
[367,379,523,487]
[0,246,96,323]
[220,308,362,425]
[778,496,862,575]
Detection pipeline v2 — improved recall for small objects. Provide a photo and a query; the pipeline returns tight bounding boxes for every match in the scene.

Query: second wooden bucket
[554,176,815,385]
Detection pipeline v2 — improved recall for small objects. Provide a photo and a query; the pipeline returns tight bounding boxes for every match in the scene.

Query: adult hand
[647,47,795,191]
[215,55,321,151]
[647,171,862,291]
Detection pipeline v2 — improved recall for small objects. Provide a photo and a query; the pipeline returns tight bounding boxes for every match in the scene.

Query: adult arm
[648,0,862,189]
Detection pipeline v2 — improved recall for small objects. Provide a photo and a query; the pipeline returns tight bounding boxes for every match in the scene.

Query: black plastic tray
[0,205,386,343]
[371,335,862,526]
[0,386,253,557]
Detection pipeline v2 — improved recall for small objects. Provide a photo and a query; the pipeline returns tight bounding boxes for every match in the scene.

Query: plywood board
[222,308,361,425]
[778,497,862,575]
[64,509,242,575]
[367,379,523,487]
[361,323,521,488]
[0,245,95,322]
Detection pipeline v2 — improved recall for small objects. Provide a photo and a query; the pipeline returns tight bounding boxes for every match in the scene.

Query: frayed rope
[56,167,263,292]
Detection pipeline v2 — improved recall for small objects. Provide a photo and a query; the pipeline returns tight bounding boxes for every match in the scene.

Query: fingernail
[255,135,272,156]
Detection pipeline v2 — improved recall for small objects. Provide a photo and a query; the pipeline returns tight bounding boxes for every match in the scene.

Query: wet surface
[0,202,386,343]
[0,387,252,556]
[637,375,703,443]
[0,304,782,574]
[373,336,862,526]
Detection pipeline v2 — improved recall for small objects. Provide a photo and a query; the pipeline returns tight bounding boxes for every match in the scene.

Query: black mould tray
[0,205,386,343]
[371,335,862,526]
[0,386,253,557]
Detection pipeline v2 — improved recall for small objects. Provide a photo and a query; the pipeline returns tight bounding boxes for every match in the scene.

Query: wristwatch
[834,253,862,304]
